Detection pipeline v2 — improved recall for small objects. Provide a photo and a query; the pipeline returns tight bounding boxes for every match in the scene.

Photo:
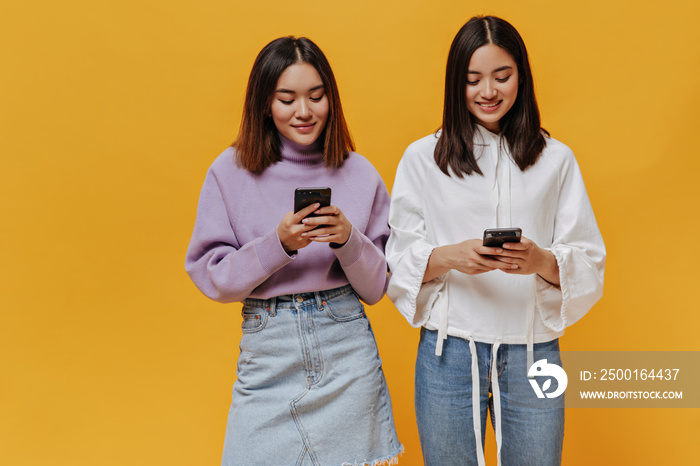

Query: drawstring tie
[435,281,449,356]
[491,340,502,466]
[490,131,536,368]
[490,138,512,229]
[467,337,503,466]
[468,337,486,466]
[526,278,536,370]
[435,130,537,464]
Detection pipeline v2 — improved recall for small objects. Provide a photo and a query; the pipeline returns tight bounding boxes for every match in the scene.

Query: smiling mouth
[291,123,316,134]
[477,101,502,108]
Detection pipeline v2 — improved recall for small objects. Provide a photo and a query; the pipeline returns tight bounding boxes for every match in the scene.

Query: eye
[496,75,512,83]
[278,99,293,105]
[309,92,325,102]
[466,80,479,86]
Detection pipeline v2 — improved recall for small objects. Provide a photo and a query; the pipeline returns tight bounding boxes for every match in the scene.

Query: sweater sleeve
[184,168,294,303]
[331,172,391,305]
[535,150,606,330]
[385,147,445,327]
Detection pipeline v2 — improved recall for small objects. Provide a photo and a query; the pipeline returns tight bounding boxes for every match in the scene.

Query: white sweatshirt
[386,126,606,350]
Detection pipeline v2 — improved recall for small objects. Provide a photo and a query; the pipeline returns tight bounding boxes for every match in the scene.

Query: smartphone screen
[294,187,331,217]
[483,228,522,247]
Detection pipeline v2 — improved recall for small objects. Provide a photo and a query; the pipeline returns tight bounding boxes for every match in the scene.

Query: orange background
[1,0,699,464]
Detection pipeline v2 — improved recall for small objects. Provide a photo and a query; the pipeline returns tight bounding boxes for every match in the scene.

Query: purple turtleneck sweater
[185,136,391,305]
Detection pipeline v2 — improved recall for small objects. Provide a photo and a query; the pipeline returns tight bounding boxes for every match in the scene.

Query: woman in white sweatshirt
[386,15,605,466]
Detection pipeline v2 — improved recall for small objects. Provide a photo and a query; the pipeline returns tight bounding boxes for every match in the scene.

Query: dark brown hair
[233,36,354,173]
[435,16,548,177]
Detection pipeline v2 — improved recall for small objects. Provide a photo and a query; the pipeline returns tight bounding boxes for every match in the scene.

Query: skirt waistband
[243,284,355,310]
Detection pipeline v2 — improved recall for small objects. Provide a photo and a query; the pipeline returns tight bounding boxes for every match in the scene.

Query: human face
[270,63,329,146]
[465,43,519,133]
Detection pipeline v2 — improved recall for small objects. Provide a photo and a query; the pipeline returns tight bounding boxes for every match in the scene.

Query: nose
[481,80,497,99]
[295,99,311,119]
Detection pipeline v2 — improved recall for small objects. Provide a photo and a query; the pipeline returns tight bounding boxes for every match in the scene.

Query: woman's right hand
[278,203,321,253]
[422,239,517,283]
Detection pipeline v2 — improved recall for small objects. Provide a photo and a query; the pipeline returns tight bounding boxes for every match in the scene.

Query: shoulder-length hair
[232,36,354,173]
[435,16,548,177]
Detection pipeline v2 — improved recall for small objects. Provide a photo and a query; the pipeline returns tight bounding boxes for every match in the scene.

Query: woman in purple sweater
[185,37,401,466]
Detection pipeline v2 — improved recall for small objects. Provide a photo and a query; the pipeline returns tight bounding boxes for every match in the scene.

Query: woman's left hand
[487,236,560,285]
[300,205,352,246]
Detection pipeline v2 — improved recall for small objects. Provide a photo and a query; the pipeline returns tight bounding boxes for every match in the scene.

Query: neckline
[279,134,324,166]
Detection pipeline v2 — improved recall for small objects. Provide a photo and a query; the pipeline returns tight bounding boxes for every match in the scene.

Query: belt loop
[314,291,324,311]
[269,297,277,317]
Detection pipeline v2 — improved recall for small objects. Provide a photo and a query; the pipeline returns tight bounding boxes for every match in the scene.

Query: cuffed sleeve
[332,176,391,305]
[185,169,293,303]
[387,238,443,327]
[386,144,442,326]
[535,149,606,330]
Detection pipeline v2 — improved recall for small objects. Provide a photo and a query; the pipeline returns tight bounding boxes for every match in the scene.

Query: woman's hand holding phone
[278,203,353,253]
[423,239,515,283]
[424,233,560,285]
[300,205,352,247]
[278,203,321,253]
[486,237,560,285]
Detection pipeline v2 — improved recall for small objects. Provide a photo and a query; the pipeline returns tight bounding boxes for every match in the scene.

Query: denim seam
[295,301,313,387]
[289,390,321,466]
[295,445,307,466]
[308,308,324,386]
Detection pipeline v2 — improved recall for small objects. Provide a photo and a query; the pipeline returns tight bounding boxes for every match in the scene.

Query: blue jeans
[222,285,402,466]
[415,328,564,466]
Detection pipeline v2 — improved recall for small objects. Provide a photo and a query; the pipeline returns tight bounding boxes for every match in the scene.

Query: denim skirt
[221,285,402,466]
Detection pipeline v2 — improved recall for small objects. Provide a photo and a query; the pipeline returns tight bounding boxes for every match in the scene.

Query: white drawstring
[526,277,536,371]
[491,340,503,466]
[504,156,512,228]
[491,143,501,228]
[490,136,513,229]
[469,337,486,466]
[468,338,503,466]
[435,282,449,356]
[440,130,532,465]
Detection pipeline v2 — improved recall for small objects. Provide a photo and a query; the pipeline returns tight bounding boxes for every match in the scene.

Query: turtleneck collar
[279,133,325,166]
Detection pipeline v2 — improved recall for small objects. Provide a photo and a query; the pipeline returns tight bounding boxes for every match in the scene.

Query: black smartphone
[294,187,331,217]
[483,228,522,247]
